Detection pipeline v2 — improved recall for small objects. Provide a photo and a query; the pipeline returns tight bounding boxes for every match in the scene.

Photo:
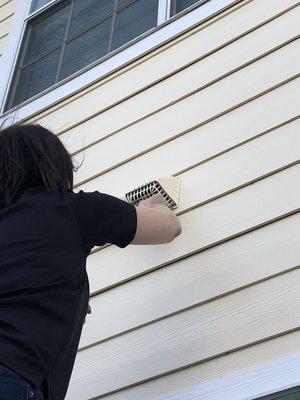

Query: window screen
[5,0,159,110]
[170,0,209,16]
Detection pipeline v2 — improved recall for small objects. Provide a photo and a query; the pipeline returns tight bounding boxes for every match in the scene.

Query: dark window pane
[11,48,61,108]
[31,0,51,12]
[171,0,204,16]
[272,395,300,400]
[68,0,114,38]
[24,2,70,65]
[112,0,158,51]
[257,386,300,399]
[60,17,112,80]
[118,0,133,7]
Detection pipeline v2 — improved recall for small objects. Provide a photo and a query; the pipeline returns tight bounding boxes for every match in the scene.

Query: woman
[0,123,182,400]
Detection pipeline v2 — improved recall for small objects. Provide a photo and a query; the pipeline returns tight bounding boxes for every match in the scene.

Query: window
[5,0,160,110]
[1,0,233,118]
[256,386,300,400]
[170,0,208,16]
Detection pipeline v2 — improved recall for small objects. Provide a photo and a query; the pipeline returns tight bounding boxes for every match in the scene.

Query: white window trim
[156,353,300,400]
[0,0,239,126]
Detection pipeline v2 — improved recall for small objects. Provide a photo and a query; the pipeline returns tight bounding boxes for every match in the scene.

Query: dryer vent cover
[125,176,180,210]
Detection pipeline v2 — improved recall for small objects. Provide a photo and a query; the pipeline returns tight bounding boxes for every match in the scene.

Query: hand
[83,304,92,325]
[138,193,169,208]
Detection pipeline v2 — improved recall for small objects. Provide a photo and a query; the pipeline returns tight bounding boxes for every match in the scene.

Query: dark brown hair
[0,123,80,205]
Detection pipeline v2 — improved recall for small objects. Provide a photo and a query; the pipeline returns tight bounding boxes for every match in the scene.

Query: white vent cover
[125,176,181,210]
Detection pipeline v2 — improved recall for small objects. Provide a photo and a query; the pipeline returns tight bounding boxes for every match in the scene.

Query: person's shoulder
[64,188,80,205]
[65,189,103,212]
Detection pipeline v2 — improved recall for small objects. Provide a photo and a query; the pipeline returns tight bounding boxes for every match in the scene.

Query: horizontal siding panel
[0,0,15,22]
[81,214,300,349]
[0,33,6,53]
[0,12,13,38]
[67,270,300,399]
[0,0,15,55]
[62,9,299,157]
[82,117,300,222]
[78,80,299,196]
[79,331,300,400]
[71,39,300,185]
[30,0,299,134]
[86,149,300,293]
[0,0,13,8]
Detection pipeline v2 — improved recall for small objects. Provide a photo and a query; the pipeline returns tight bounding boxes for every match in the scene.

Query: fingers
[138,193,168,207]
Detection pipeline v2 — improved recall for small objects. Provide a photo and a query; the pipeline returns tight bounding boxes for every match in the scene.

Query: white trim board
[156,352,300,400]
[0,0,240,125]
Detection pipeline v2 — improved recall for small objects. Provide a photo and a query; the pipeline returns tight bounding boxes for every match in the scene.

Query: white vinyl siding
[0,0,15,56]
[62,39,299,184]
[68,268,300,398]
[83,210,300,347]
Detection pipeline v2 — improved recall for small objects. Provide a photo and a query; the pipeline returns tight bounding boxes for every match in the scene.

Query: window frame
[0,0,239,125]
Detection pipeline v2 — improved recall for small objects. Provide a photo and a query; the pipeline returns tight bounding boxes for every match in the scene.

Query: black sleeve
[67,189,137,250]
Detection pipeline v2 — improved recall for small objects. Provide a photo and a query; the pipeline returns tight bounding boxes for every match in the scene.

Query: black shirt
[0,185,137,400]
